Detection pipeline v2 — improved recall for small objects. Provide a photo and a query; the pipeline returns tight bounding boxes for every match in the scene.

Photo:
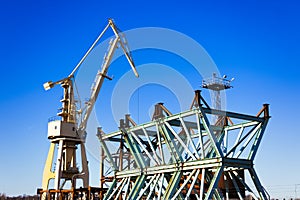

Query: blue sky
[1,0,300,198]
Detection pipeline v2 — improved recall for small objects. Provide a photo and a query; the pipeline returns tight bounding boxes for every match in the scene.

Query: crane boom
[43,19,138,138]
[78,37,118,136]
[77,20,139,138]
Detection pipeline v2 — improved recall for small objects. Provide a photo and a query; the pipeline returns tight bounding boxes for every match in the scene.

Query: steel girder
[97,91,270,200]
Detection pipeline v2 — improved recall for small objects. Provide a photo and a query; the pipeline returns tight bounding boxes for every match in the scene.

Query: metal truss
[97,90,270,200]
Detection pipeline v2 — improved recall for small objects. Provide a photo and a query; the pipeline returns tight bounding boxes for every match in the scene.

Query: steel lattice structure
[97,90,270,200]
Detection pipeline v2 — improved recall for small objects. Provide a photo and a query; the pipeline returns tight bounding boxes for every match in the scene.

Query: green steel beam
[103,178,117,200]
[233,171,259,200]
[123,130,146,169]
[225,121,259,131]
[97,132,118,170]
[205,166,224,200]
[169,119,223,132]
[165,121,196,160]
[116,158,251,178]
[127,174,146,199]
[202,107,265,122]
[161,122,183,162]
[102,106,264,140]
[228,171,244,200]
[198,107,223,158]
[248,168,269,200]
[136,174,158,199]
[225,123,261,158]
[163,170,183,199]
[248,119,269,160]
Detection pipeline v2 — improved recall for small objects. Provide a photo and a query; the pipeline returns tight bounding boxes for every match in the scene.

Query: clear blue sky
[1,0,300,198]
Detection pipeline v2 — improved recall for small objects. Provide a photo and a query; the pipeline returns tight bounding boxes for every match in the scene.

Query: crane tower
[40,19,138,194]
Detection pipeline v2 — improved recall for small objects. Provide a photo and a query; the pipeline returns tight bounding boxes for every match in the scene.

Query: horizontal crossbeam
[115,158,253,178]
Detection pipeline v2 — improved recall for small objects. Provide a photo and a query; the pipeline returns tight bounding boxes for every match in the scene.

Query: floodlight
[43,81,54,91]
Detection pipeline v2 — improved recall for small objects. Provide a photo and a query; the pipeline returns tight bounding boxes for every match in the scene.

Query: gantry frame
[97,90,270,199]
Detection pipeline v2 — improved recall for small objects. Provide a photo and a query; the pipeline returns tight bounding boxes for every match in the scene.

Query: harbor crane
[41,19,138,192]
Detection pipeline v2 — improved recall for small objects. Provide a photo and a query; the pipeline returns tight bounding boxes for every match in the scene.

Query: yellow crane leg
[42,143,55,189]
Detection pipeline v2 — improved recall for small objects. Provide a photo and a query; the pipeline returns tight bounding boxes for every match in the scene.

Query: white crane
[41,19,138,191]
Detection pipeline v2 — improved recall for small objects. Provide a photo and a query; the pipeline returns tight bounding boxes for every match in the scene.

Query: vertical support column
[200,168,206,200]
[54,140,64,190]
[152,103,164,120]
[80,142,89,187]
[97,128,117,170]
[99,146,104,199]
[42,143,56,190]
[190,90,202,109]
[119,136,124,171]
[248,168,269,200]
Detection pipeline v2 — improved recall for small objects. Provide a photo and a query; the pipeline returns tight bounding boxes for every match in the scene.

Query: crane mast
[41,19,138,193]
